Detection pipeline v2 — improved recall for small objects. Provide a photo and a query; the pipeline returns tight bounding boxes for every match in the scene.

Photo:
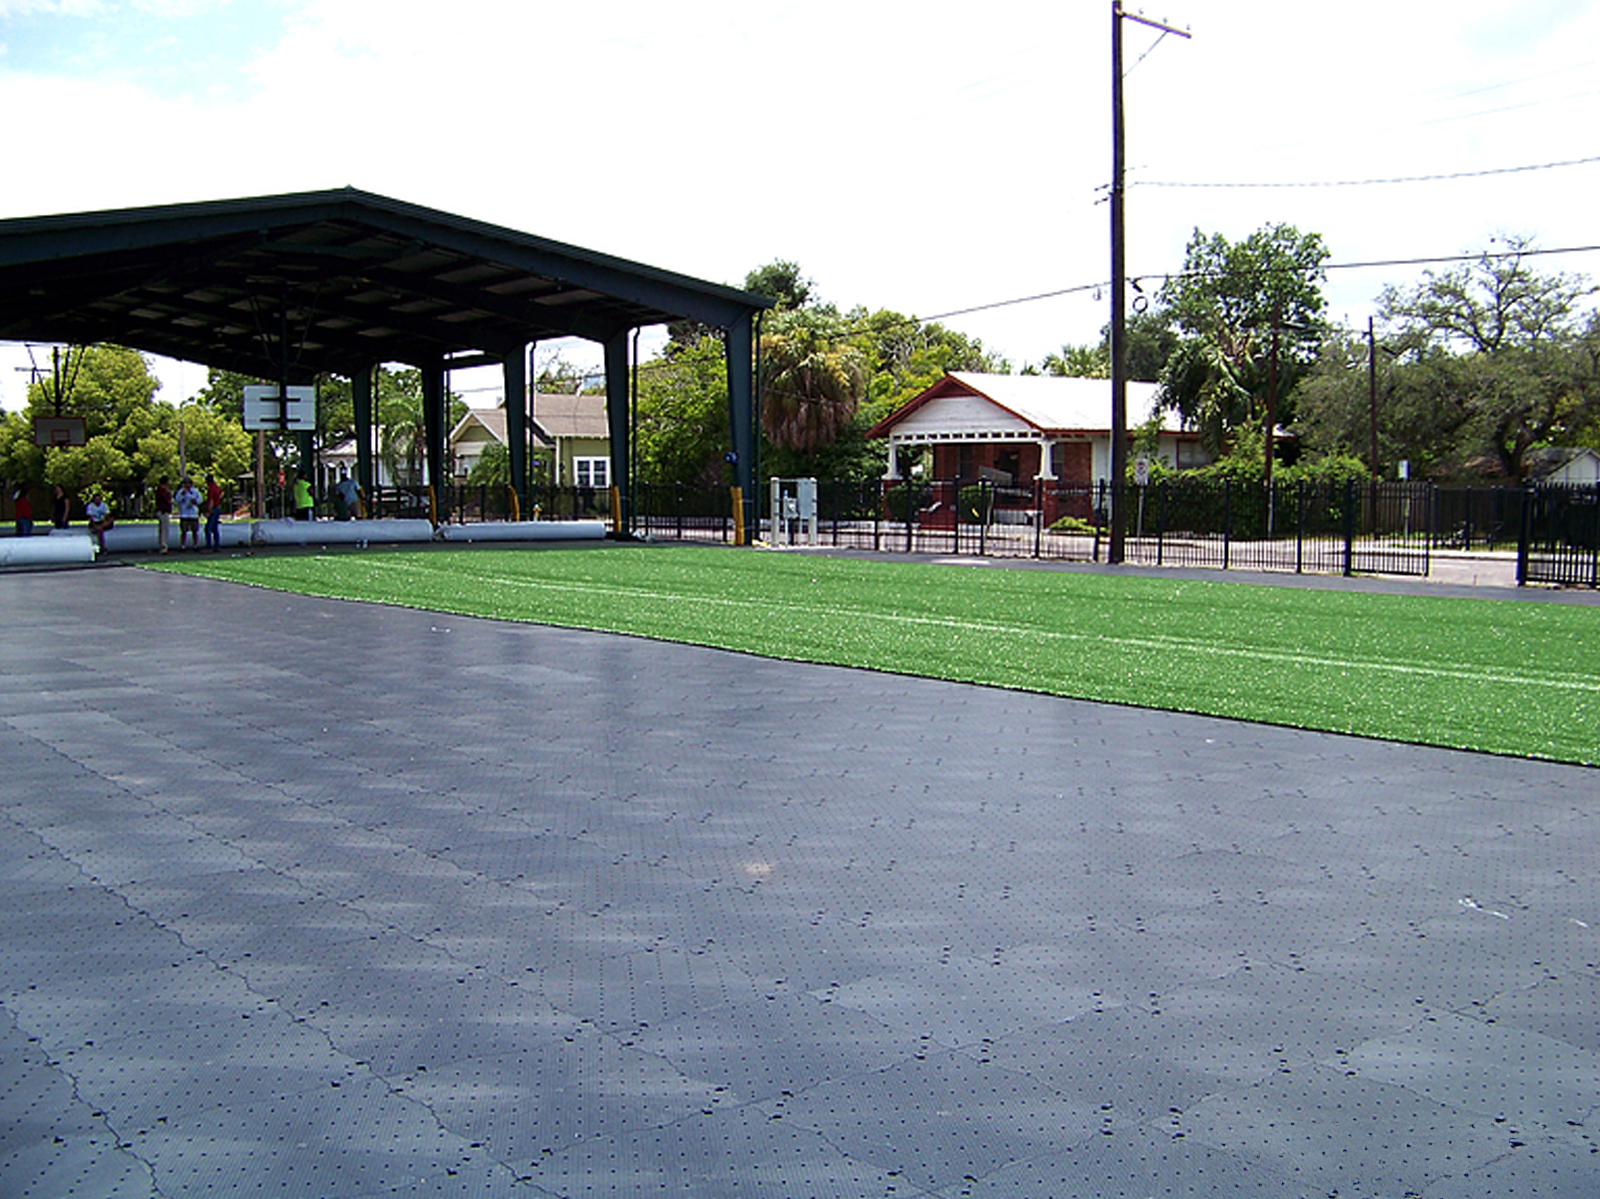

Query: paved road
[2,565,1596,1197]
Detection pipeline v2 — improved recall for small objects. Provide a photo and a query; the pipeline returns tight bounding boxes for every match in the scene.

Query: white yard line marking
[342,559,1600,697]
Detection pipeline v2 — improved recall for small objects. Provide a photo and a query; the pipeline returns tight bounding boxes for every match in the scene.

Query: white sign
[1133,455,1150,487]
[243,385,317,431]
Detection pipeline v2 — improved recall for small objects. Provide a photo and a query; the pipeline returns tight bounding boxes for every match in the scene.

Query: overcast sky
[3,0,1598,411]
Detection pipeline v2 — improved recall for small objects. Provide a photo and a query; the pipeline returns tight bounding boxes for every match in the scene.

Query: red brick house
[867,372,1207,522]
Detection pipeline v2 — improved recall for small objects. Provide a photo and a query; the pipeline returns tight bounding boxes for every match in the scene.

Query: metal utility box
[770,477,818,546]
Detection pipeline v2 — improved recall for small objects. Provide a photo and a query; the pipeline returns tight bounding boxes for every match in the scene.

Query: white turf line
[351,558,1600,698]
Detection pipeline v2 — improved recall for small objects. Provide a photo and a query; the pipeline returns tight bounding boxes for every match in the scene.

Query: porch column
[883,436,902,481]
[1036,439,1057,481]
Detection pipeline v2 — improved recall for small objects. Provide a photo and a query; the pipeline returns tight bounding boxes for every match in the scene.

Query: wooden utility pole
[1368,317,1379,481]
[1265,306,1279,488]
[1110,2,1188,564]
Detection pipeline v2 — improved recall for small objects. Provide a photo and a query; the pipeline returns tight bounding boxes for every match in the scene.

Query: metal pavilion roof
[0,187,770,380]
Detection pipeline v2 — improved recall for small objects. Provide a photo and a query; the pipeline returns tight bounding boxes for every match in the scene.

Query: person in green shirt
[293,474,314,521]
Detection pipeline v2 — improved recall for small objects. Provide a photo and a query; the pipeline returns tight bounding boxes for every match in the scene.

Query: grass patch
[148,543,1600,765]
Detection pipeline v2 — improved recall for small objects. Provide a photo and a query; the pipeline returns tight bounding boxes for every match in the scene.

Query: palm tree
[759,313,867,453]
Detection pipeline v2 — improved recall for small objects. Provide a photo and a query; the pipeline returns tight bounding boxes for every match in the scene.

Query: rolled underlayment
[101,522,254,552]
[437,520,607,543]
[2,519,608,565]
[249,518,436,545]
[0,531,98,566]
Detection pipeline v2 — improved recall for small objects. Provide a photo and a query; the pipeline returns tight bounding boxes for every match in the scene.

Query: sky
[3,0,1599,412]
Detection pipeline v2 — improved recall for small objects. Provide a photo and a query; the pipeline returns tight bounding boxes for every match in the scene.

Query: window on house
[574,457,610,489]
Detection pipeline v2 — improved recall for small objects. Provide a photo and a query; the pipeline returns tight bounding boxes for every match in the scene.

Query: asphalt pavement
[1,563,1596,1197]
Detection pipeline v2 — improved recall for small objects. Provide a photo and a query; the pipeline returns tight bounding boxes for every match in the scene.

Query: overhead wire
[1135,153,1600,189]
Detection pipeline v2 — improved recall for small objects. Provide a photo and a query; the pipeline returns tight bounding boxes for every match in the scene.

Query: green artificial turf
[148,543,1600,765]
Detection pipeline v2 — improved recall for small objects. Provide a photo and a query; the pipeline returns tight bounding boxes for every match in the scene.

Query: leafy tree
[1375,240,1597,478]
[1036,344,1109,378]
[743,260,813,311]
[1156,224,1329,452]
[44,435,132,495]
[466,441,512,487]
[636,335,730,488]
[1035,313,1175,382]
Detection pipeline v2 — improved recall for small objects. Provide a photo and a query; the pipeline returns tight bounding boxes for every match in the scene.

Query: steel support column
[604,331,631,536]
[725,312,757,544]
[422,359,446,499]
[504,346,527,510]
[352,364,374,499]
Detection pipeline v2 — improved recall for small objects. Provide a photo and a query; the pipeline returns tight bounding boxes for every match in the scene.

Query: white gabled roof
[870,372,1185,440]
[942,373,1175,434]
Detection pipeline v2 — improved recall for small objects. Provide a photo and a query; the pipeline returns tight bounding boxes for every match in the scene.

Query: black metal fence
[1518,484,1600,587]
[663,477,1437,579]
[255,474,1598,589]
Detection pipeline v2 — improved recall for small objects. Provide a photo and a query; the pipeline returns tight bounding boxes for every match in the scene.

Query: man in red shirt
[12,484,32,538]
[204,474,224,551]
[154,476,173,553]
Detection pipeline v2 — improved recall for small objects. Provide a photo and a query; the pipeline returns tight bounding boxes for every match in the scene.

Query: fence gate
[1519,485,1600,587]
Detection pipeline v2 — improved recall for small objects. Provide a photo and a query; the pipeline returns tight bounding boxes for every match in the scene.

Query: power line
[1135,153,1600,189]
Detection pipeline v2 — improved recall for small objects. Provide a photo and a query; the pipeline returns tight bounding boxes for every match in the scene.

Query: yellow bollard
[731,485,745,546]
[508,486,521,523]
[609,485,621,534]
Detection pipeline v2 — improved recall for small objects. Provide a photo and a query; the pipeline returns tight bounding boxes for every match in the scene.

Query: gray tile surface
[1,563,1596,1197]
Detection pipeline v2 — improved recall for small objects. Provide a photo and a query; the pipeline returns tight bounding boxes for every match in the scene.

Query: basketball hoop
[33,416,87,448]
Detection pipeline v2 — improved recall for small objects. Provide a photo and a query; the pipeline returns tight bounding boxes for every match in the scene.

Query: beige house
[449,393,612,488]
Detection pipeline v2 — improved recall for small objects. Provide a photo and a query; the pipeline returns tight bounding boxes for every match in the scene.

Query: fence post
[1156,480,1166,566]
[1343,479,1355,576]
[1516,484,1533,585]
[1222,479,1232,571]
[1590,482,1600,588]
[1295,480,1305,574]
[977,480,989,557]
[873,481,882,552]
[1092,480,1103,563]
[1033,477,1043,559]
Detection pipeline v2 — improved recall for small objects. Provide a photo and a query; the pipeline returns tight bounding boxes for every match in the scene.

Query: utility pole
[1110,2,1188,564]
[1367,317,1379,481]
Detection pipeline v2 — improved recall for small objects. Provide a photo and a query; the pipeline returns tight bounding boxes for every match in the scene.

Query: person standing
[293,473,314,521]
[12,484,33,538]
[203,473,223,551]
[51,485,69,529]
[174,476,202,550]
[153,476,173,553]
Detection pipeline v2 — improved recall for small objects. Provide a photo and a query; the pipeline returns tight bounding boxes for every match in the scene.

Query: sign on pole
[243,385,317,431]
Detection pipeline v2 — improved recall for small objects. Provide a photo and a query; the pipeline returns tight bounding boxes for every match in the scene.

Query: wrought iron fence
[1519,484,1600,587]
[271,474,1596,589]
[633,477,1438,580]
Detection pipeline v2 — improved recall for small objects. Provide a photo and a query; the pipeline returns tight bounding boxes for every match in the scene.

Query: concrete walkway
[1,566,1596,1197]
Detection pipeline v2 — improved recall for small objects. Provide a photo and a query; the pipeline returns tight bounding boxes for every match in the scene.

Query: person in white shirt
[174,477,203,550]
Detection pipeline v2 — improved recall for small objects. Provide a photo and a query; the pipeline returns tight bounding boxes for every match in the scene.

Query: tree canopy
[1155,224,1329,453]
[1294,241,1600,480]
